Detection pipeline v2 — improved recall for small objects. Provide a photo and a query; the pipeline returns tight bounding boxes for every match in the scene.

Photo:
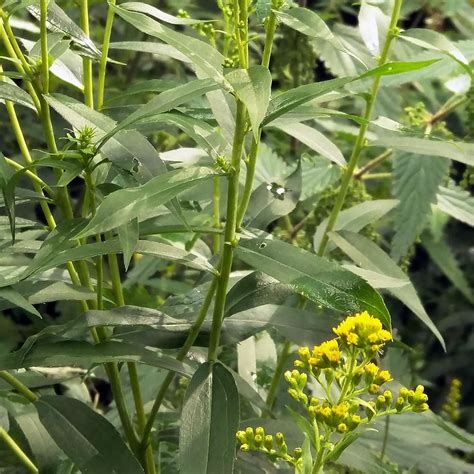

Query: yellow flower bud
[240,444,250,452]
[369,384,380,394]
[255,427,265,438]
[236,431,247,444]
[264,435,273,450]
[399,387,409,399]
[337,423,348,433]
[396,397,405,412]
[254,434,263,448]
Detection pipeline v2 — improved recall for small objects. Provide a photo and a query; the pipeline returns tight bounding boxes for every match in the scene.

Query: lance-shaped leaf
[35,396,144,474]
[275,122,345,166]
[263,77,353,126]
[98,79,219,146]
[236,236,391,328]
[436,183,474,227]
[329,230,445,349]
[112,4,228,87]
[121,2,204,25]
[77,167,222,238]
[179,362,239,474]
[0,286,41,319]
[226,66,272,139]
[0,82,36,110]
[275,8,334,42]
[27,1,101,59]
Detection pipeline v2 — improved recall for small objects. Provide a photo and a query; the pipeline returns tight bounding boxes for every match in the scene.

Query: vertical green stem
[208,100,246,362]
[212,177,221,254]
[80,0,94,108]
[141,278,218,447]
[0,428,38,473]
[265,340,291,412]
[0,372,38,402]
[380,415,390,460]
[97,0,116,110]
[236,11,277,227]
[316,0,403,257]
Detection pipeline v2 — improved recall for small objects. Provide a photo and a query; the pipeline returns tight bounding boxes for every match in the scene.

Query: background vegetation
[0,0,473,472]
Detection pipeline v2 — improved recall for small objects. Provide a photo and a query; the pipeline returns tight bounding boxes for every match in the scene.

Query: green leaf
[256,0,272,23]
[329,230,445,349]
[422,233,473,304]
[246,161,302,229]
[391,153,449,262]
[0,154,15,243]
[236,236,391,327]
[112,4,228,87]
[26,238,217,279]
[27,1,101,59]
[99,79,219,146]
[226,66,272,138]
[359,60,440,78]
[121,2,204,25]
[275,8,334,42]
[77,167,221,238]
[179,362,239,474]
[109,41,189,62]
[35,395,143,474]
[313,199,398,253]
[263,77,354,126]
[301,154,341,200]
[358,2,389,56]
[275,122,345,165]
[0,340,192,376]
[0,81,36,109]
[436,183,474,226]
[372,136,474,166]
[46,94,168,179]
[0,286,41,319]
[118,219,139,271]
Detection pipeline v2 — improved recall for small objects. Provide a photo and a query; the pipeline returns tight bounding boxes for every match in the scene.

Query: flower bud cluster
[441,378,462,422]
[236,427,300,465]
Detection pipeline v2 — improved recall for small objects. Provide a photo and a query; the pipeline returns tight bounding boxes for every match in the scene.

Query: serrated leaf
[391,153,449,262]
[236,236,391,327]
[436,183,474,226]
[329,230,445,349]
[226,66,271,139]
[313,199,398,253]
[275,122,345,165]
[179,362,239,474]
[112,4,228,87]
[422,233,473,303]
[35,396,143,474]
[77,167,221,238]
[256,0,272,23]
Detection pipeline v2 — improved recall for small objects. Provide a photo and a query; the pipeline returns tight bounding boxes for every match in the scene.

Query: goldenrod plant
[0,0,473,472]
[237,312,429,473]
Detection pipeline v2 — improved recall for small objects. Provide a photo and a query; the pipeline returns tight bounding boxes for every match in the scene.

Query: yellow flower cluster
[363,362,392,394]
[295,339,341,371]
[333,311,392,352]
[308,399,361,432]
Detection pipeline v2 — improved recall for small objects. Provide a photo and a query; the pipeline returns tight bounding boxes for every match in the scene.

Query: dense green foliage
[0,0,473,472]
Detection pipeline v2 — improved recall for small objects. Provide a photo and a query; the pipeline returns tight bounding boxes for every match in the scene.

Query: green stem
[97,0,116,110]
[236,12,277,228]
[354,149,393,179]
[0,427,38,473]
[80,0,94,108]
[265,340,291,412]
[0,371,38,402]
[380,415,390,460]
[208,100,246,362]
[316,0,403,257]
[212,177,221,254]
[3,157,54,196]
[141,278,218,447]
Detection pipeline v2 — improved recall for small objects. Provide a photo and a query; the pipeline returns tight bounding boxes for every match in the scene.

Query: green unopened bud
[413,402,429,413]
[298,372,307,390]
[369,384,380,394]
[396,397,405,412]
[245,427,254,442]
[255,427,265,438]
[293,447,303,460]
[254,434,263,448]
[288,388,299,400]
[300,392,308,405]
[240,443,250,452]
[264,435,273,450]
[383,390,393,407]
[284,370,293,383]
[276,432,285,446]
[376,395,386,410]
[407,390,415,403]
